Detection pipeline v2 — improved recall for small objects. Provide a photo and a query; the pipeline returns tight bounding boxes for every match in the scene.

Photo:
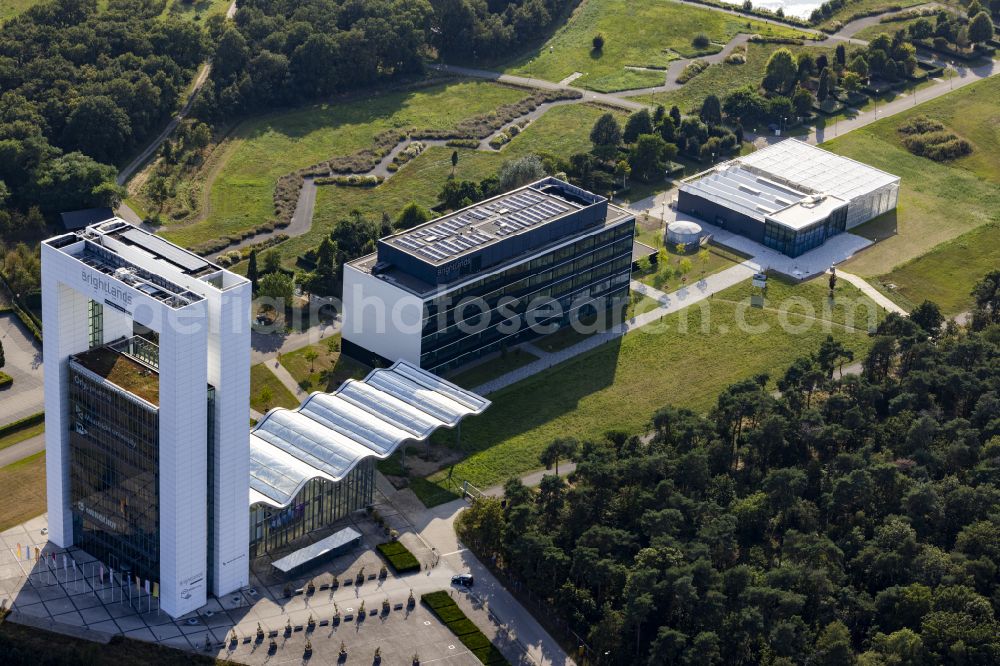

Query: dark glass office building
[68,355,160,583]
[343,178,636,374]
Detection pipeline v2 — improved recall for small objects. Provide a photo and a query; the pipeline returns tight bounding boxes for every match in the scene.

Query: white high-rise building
[41,220,251,618]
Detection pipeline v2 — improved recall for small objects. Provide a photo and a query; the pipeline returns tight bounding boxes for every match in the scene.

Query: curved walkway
[618,34,752,97]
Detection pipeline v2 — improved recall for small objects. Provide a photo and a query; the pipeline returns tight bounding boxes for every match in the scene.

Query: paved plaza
[0,312,44,427]
[0,498,526,665]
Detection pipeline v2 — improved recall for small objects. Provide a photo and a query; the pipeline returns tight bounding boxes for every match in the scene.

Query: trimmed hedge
[376,540,420,574]
[446,618,480,636]
[0,412,44,439]
[421,591,512,666]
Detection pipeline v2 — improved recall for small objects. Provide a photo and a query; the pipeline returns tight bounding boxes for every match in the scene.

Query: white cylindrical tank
[666,220,703,246]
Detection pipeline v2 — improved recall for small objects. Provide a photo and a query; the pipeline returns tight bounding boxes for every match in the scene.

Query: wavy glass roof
[249,360,490,508]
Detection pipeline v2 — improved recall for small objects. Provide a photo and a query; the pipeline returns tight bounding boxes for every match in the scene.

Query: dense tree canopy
[0,0,203,218]
[458,284,1000,665]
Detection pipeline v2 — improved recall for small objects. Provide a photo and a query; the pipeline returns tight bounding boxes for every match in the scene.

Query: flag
[16,543,21,559]
[34,546,40,561]
[152,582,159,598]
[100,564,104,581]
[145,579,150,594]
[72,558,77,571]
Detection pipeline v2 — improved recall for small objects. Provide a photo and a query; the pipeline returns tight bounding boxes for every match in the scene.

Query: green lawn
[280,337,371,393]
[633,236,747,290]
[163,0,232,21]
[157,81,531,248]
[421,278,878,498]
[823,75,1000,277]
[0,451,45,532]
[281,103,627,261]
[871,222,999,316]
[250,363,299,413]
[446,348,541,390]
[815,0,925,31]
[503,0,813,92]
[851,16,925,42]
[0,0,43,22]
[650,42,835,115]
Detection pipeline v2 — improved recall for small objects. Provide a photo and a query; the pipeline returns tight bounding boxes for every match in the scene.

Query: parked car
[451,573,474,587]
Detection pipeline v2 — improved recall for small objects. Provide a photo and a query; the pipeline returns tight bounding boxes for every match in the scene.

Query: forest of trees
[0,0,205,221]
[193,0,574,119]
[458,273,1000,665]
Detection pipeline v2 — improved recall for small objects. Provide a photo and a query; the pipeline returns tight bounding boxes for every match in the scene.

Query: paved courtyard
[0,312,44,427]
[0,488,542,665]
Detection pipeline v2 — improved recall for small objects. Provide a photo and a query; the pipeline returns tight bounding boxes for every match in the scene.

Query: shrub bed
[0,412,44,439]
[421,591,512,666]
[0,372,12,389]
[676,60,708,84]
[897,115,973,161]
[446,138,480,148]
[376,540,420,574]
[314,174,383,187]
[488,133,510,149]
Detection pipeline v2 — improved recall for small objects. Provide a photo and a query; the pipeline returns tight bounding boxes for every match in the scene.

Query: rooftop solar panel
[120,228,207,273]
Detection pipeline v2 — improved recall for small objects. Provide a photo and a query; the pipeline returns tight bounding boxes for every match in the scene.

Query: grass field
[163,0,232,21]
[851,16,925,42]
[633,235,747,290]
[419,278,879,500]
[503,0,812,92]
[250,363,299,413]
[0,452,45,532]
[815,0,925,31]
[823,75,1000,277]
[157,81,531,248]
[280,337,370,393]
[872,222,999,315]
[281,102,627,261]
[0,0,42,22]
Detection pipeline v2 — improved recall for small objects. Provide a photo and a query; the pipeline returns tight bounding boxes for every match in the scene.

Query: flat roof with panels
[737,138,899,201]
[381,178,600,266]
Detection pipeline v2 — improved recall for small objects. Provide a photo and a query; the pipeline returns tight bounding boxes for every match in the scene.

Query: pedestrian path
[473,262,758,395]
[836,270,908,314]
[270,361,306,398]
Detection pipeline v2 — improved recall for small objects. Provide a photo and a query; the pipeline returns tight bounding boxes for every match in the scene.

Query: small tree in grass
[326,336,340,354]
[692,33,711,50]
[675,243,686,257]
[592,33,605,51]
[304,347,319,372]
[450,150,458,177]
[679,258,693,277]
[259,386,273,410]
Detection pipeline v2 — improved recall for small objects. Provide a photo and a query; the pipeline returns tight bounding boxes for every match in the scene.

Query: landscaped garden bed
[376,540,420,574]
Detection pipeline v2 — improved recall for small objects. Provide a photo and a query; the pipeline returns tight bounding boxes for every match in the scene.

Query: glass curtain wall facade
[248,458,375,558]
[68,365,159,582]
[420,220,634,373]
[763,206,848,258]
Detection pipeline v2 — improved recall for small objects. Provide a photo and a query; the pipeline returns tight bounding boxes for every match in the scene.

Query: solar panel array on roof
[120,228,209,274]
[248,359,490,508]
[391,187,575,263]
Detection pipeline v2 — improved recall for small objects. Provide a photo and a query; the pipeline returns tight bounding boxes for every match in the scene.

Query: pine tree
[247,249,259,293]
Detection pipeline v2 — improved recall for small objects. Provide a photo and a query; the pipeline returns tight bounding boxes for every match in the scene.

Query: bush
[488,133,511,149]
[446,139,479,148]
[676,59,709,84]
[897,115,946,135]
[725,50,747,64]
[692,33,711,49]
[420,591,454,610]
[459,632,492,651]
[376,541,420,574]
[897,117,973,161]
[593,33,605,50]
[435,605,467,624]
[0,371,12,389]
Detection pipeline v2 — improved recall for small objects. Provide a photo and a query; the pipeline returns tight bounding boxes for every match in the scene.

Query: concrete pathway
[0,313,44,428]
[428,63,645,110]
[250,317,340,364]
[0,434,44,468]
[481,463,579,497]
[270,361,306,398]
[472,265,758,395]
[836,270,908,314]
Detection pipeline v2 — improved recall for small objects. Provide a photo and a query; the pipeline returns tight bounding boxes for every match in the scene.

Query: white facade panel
[342,264,423,365]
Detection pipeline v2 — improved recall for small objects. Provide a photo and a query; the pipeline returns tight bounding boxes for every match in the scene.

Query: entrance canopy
[249,360,490,508]
[271,526,362,575]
